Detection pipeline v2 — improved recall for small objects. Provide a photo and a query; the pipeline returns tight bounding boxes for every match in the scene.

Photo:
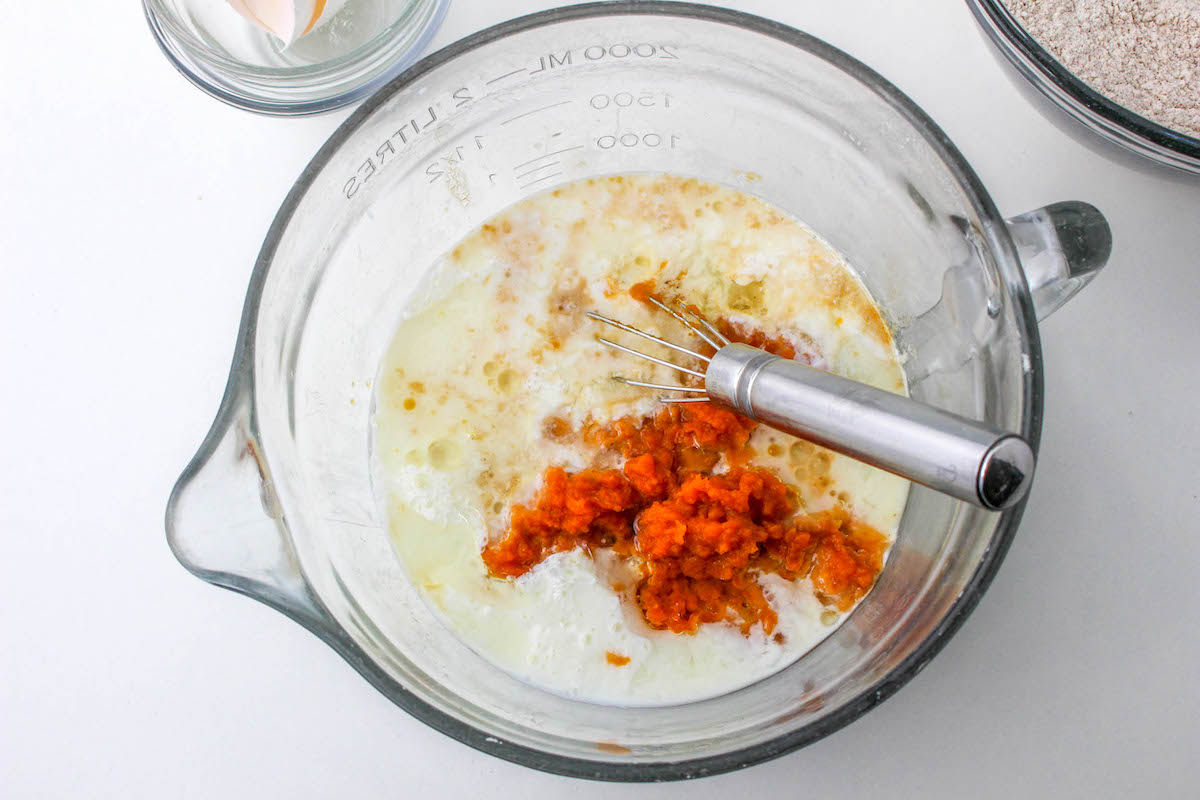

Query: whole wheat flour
[1006,0,1200,139]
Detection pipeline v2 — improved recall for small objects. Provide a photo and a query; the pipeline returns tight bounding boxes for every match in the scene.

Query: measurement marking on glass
[513,145,584,170]
[486,68,527,85]
[514,162,561,181]
[518,171,563,190]
[500,100,573,126]
[596,132,680,149]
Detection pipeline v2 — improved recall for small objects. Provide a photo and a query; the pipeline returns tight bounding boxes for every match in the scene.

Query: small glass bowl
[144,0,449,115]
[967,0,1200,175]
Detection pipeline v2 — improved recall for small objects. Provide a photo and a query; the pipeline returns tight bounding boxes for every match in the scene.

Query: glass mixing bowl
[167,2,1112,780]
[967,0,1200,175]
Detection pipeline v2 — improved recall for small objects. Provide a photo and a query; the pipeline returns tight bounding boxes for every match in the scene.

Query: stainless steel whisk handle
[706,343,1035,510]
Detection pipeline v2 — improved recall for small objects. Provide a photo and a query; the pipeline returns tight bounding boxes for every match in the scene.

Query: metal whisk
[587,298,1034,511]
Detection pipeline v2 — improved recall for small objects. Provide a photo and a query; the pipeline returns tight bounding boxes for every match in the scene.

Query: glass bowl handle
[166,383,327,627]
[1006,201,1112,320]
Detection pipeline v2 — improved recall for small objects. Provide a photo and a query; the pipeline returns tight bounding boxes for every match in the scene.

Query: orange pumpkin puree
[481,291,888,636]
[482,403,886,635]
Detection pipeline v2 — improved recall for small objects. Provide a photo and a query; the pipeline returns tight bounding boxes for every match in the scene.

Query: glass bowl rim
[967,0,1200,162]
[204,0,1042,780]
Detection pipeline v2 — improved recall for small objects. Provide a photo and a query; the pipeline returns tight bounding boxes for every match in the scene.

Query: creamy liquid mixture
[375,175,909,706]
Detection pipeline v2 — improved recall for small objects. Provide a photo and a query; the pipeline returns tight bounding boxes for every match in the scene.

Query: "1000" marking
[596,132,681,149]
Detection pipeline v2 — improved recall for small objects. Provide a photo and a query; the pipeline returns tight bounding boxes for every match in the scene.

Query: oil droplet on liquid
[789,441,814,462]
[496,369,519,393]
[428,439,462,470]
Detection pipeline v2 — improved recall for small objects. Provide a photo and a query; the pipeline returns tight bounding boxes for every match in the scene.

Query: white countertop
[3,0,1198,796]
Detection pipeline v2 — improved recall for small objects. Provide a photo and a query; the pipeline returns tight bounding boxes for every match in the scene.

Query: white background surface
[3,0,1198,796]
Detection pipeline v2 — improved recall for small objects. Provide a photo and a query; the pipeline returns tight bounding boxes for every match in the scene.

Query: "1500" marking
[589,91,673,110]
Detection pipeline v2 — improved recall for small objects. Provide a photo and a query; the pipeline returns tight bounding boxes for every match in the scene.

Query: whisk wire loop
[588,298,732,400]
[586,311,711,363]
[644,296,725,350]
[595,337,706,379]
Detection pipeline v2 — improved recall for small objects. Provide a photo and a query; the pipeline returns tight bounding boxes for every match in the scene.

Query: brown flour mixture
[1006,0,1200,139]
